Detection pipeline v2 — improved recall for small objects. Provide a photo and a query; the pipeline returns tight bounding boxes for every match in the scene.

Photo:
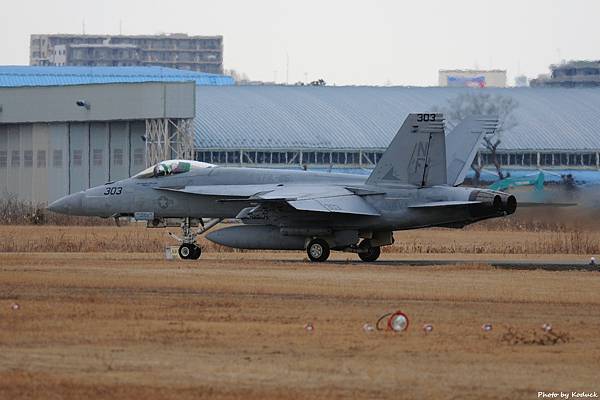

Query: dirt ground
[1,231,599,399]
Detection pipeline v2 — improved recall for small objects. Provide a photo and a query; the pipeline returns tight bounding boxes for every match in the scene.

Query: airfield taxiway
[1,251,598,400]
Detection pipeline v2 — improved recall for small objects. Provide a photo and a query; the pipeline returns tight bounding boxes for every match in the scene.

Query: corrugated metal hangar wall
[0,81,195,203]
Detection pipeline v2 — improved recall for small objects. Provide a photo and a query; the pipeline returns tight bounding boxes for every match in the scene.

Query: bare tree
[436,93,519,184]
[224,69,250,85]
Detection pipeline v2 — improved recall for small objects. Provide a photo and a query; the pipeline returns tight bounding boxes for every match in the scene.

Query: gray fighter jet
[48,113,515,262]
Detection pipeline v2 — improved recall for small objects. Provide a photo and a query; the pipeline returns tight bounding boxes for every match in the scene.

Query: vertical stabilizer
[366,113,446,187]
[446,116,499,186]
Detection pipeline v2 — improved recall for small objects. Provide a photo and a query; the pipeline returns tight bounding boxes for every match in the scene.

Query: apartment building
[30,33,223,74]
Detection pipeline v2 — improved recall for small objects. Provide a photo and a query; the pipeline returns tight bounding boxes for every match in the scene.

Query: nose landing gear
[168,217,222,261]
[178,243,202,260]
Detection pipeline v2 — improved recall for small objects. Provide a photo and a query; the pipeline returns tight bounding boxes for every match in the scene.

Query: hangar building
[193,86,600,172]
[0,66,232,203]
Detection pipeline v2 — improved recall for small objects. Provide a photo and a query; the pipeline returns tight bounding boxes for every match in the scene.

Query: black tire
[358,244,381,262]
[178,243,194,260]
[307,238,330,262]
[190,245,202,260]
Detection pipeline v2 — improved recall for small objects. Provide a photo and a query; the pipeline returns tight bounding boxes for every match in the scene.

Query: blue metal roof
[193,86,600,151]
[0,66,234,87]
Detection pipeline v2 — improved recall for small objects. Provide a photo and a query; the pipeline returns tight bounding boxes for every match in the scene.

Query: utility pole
[286,52,289,85]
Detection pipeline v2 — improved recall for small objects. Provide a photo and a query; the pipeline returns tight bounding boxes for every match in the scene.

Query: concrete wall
[0,120,148,203]
[0,81,195,124]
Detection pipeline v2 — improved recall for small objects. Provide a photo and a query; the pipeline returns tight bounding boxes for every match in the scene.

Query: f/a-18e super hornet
[48,113,516,262]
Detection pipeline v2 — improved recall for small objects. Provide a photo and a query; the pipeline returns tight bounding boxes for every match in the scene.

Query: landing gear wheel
[190,245,202,260]
[358,241,381,262]
[307,239,330,262]
[178,243,197,260]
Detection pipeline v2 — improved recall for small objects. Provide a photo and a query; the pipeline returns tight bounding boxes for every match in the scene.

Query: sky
[1,0,598,86]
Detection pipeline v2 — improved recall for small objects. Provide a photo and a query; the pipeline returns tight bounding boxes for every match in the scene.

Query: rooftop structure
[531,60,600,88]
[30,33,224,74]
[0,66,234,87]
[439,70,507,88]
[192,86,600,170]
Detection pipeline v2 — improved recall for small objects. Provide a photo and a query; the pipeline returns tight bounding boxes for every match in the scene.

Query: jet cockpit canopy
[133,159,216,179]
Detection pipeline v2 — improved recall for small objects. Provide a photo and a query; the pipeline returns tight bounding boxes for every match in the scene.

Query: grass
[2,197,599,255]
[0,224,599,255]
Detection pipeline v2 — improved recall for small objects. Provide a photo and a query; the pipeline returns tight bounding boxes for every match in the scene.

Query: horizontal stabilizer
[289,196,380,216]
[409,200,481,209]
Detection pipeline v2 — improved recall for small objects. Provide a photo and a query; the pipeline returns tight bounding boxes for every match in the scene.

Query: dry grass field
[1,222,600,255]
[1,224,599,399]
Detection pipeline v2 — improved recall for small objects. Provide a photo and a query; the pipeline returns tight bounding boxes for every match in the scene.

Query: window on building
[0,151,6,168]
[53,150,63,167]
[11,150,20,167]
[362,152,376,165]
[316,152,330,164]
[582,153,597,166]
[227,151,240,164]
[480,153,490,165]
[214,151,225,164]
[256,152,268,164]
[113,148,124,166]
[72,150,83,166]
[346,152,359,164]
[133,148,144,166]
[93,149,103,166]
[286,152,298,164]
[196,151,211,163]
[37,150,46,168]
[540,153,552,166]
[240,151,253,164]
[23,150,33,168]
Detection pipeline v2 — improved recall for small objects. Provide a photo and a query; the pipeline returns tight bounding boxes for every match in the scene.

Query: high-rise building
[30,33,223,74]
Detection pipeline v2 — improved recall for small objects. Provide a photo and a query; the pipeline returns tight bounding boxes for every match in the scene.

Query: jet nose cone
[47,192,84,215]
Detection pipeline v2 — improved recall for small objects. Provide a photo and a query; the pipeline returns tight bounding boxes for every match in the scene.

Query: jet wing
[156,184,380,216]
[154,184,280,197]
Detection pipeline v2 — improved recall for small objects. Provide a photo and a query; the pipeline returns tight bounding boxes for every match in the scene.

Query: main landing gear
[168,217,222,261]
[358,240,381,262]
[305,238,382,263]
[307,238,331,262]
